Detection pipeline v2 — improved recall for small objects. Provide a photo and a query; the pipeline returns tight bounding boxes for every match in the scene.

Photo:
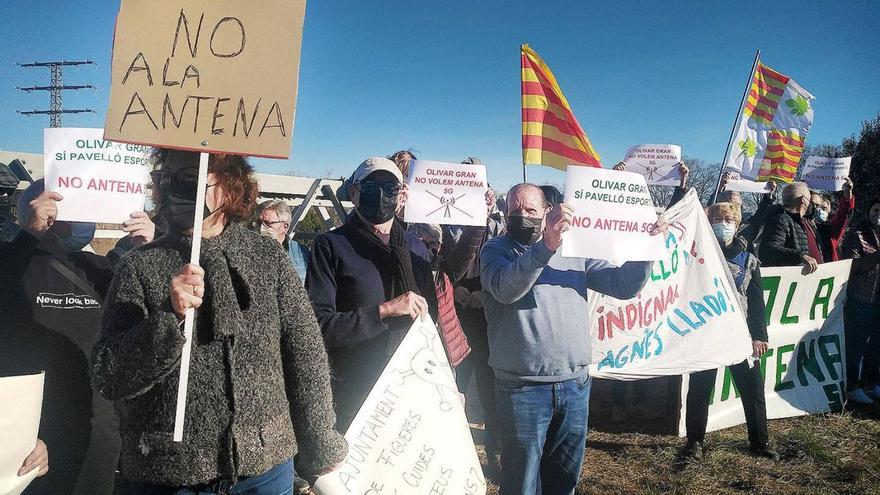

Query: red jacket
[435,271,471,367]
[817,194,854,262]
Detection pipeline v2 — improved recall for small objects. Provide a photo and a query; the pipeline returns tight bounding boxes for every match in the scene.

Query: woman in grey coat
[92,150,347,493]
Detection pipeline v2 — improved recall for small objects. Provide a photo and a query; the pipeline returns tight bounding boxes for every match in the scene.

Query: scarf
[353,215,420,299]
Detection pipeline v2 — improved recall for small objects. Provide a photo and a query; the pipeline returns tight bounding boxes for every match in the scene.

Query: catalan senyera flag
[521,44,601,170]
[723,61,814,183]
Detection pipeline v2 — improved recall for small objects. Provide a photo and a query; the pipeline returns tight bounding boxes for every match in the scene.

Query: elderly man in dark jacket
[759,181,823,274]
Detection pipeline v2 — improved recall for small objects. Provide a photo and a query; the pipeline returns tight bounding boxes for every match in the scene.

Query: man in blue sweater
[481,183,665,494]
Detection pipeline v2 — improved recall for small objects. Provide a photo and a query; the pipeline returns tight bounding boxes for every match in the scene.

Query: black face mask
[358,189,399,225]
[165,193,214,232]
[507,215,543,245]
[422,241,442,271]
[804,202,815,219]
[0,194,12,215]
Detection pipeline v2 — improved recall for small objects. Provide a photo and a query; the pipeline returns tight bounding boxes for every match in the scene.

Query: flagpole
[710,48,761,205]
[523,163,527,183]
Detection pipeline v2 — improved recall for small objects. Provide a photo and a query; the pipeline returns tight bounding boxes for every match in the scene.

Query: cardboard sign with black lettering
[104,0,306,158]
[44,128,150,223]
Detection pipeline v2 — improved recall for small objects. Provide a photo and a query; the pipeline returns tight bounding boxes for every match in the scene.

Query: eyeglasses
[356,181,400,196]
[261,219,288,229]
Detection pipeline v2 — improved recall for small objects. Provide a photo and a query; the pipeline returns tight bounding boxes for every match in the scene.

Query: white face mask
[815,209,829,223]
[711,222,737,243]
[259,223,283,244]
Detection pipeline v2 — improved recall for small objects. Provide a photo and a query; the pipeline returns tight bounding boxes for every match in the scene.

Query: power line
[16,60,96,128]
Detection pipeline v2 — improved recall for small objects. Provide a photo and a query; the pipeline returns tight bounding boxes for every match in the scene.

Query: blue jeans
[495,376,592,495]
[125,459,293,495]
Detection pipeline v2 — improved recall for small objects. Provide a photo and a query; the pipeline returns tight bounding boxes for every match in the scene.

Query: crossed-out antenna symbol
[426,190,473,219]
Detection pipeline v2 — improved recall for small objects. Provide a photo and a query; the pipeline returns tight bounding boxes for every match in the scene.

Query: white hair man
[758,181,823,274]
[257,200,309,282]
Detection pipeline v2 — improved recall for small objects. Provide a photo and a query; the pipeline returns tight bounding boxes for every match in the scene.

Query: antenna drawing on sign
[642,164,661,181]
[394,323,457,411]
[425,190,473,219]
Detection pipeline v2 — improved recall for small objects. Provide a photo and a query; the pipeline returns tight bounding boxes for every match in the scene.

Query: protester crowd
[1,150,878,495]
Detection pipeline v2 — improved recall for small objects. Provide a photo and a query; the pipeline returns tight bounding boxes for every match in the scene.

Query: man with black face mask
[0,178,153,495]
[306,157,438,430]
[481,183,667,495]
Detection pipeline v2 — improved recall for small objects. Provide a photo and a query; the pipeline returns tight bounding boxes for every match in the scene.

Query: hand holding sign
[169,264,205,319]
[543,203,573,251]
[842,177,853,199]
[24,191,63,238]
[17,440,48,478]
[122,211,156,246]
[379,291,429,322]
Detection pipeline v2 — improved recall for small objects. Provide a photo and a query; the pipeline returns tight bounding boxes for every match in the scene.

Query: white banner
[588,190,753,379]
[801,156,851,192]
[44,128,150,224]
[0,372,44,495]
[678,260,850,435]
[561,166,664,265]
[404,160,488,227]
[313,317,486,495]
[622,144,682,186]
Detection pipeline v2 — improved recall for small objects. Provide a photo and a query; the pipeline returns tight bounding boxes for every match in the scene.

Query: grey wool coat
[92,223,347,486]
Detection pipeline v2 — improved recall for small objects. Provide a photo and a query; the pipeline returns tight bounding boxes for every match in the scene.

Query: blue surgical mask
[45,221,97,253]
[815,209,828,223]
[711,222,737,243]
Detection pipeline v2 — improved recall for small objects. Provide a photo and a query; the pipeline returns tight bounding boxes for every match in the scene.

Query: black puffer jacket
[758,209,813,267]
[92,223,347,485]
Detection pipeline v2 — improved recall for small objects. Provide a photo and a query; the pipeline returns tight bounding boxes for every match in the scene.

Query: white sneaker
[865,385,880,399]
[847,388,875,405]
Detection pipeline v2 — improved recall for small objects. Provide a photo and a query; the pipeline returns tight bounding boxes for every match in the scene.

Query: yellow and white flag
[724,62,814,182]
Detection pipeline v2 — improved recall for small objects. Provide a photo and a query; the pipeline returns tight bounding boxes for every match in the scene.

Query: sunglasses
[356,181,400,196]
[151,170,216,199]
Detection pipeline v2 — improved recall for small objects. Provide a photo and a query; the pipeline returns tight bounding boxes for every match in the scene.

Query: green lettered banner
[679,260,850,435]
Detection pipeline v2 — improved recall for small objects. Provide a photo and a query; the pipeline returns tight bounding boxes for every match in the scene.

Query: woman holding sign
[92,149,347,493]
[684,202,777,461]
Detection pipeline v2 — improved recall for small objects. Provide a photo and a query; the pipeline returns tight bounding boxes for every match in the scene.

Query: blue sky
[1,1,878,190]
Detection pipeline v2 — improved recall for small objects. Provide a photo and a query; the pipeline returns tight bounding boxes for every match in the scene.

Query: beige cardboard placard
[105,0,306,158]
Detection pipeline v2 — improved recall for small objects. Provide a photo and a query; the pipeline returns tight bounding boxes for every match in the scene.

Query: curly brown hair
[149,148,259,227]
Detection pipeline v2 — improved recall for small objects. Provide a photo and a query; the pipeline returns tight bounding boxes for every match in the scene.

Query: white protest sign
[723,178,772,194]
[561,166,663,264]
[622,144,682,186]
[313,316,486,495]
[404,160,488,227]
[0,372,44,495]
[679,260,850,436]
[44,128,150,223]
[588,190,753,379]
[801,156,851,191]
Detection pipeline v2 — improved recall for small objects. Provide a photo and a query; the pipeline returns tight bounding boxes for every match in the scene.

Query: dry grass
[478,405,880,495]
